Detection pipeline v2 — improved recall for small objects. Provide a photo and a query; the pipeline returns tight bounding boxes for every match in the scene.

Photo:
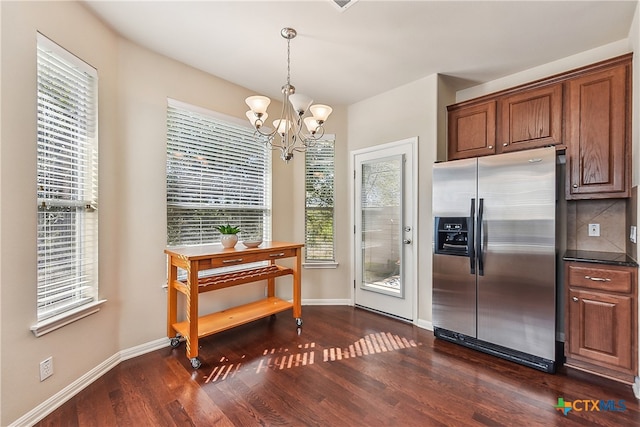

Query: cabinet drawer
[204,248,298,269]
[567,265,632,292]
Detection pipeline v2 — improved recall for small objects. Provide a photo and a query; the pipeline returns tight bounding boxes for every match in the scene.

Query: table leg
[186,260,199,361]
[167,257,178,337]
[292,247,302,319]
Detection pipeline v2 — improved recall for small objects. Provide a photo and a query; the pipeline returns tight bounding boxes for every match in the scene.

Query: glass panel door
[353,137,415,321]
[360,155,403,297]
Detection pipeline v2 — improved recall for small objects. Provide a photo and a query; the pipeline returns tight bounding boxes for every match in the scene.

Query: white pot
[221,234,238,248]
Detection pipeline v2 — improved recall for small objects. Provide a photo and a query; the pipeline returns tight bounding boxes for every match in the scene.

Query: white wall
[1,2,120,424]
[0,1,350,424]
[348,75,441,325]
[0,1,4,423]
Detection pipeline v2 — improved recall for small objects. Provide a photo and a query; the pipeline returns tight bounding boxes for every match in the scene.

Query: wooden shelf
[173,296,293,340]
[172,265,293,295]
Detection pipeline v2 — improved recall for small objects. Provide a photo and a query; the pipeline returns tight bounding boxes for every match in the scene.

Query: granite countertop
[563,250,638,267]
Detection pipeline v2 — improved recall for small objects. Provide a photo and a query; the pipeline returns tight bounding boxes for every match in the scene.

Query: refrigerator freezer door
[432,158,477,337]
[476,147,556,361]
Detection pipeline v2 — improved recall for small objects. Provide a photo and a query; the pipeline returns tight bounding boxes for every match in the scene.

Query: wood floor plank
[34,306,640,426]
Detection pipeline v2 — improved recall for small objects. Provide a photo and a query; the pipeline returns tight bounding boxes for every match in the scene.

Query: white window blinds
[166,100,271,246]
[36,34,98,321]
[305,137,335,261]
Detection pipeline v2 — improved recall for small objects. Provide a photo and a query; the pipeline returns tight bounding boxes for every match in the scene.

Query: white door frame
[350,137,419,323]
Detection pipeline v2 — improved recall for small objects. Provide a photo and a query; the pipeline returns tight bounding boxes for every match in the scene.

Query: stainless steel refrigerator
[432,146,556,373]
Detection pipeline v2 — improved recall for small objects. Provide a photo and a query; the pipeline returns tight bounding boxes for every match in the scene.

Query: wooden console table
[165,241,304,368]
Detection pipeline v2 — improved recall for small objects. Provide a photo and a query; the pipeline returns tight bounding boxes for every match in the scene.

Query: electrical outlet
[40,357,53,381]
[588,223,600,237]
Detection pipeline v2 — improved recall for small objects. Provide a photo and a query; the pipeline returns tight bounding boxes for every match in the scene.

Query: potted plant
[217,224,241,248]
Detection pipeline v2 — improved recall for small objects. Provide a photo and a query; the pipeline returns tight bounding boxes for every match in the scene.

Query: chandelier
[245,28,332,162]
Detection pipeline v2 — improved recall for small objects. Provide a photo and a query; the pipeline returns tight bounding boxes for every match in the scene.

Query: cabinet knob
[572,184,578,188]
[572,296,579,302]
[503,143,508,147]
[488,145,493,149]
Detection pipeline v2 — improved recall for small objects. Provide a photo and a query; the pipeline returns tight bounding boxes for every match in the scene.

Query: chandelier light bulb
[273,119,290,135]
[245,95,271,114]
[246,110,267,128]
[289,93,314,115]
[310,104,333,123]
[304,117,320,134]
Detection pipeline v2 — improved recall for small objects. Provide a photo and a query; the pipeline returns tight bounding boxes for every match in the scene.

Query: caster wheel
[295,317,303,327]
[170,337,181,348]
[190,357,202,369]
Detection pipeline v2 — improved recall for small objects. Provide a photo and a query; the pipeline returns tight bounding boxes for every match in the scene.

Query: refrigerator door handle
[477,198,484,276]
[469,198,476,274]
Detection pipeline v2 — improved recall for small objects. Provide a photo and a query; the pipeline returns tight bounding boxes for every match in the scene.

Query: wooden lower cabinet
[565,262,637,384]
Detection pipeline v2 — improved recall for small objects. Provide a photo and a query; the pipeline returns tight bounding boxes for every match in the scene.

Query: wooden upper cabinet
[446,55,632,199]
[565,59,630,199]
[498,83,563,153]
[447,101,496,160]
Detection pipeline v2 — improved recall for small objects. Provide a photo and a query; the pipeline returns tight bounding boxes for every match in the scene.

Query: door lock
[403,239,412,244]
[404,226,411,232]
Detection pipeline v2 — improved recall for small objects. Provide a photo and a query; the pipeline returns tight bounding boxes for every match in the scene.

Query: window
[305,136,335,262]
[166,100,271,247]
[35,34,99,324]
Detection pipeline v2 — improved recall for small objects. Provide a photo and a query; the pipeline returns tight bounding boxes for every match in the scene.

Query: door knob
[403,239,412,244]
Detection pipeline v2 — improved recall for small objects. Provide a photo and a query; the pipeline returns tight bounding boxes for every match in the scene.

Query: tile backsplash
[566,199,627,253]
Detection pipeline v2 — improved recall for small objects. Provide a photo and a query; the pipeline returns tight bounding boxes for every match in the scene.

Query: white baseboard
[633,376,640,400]
[302,298,351,306]
[10,338,170,427]
[416,319,433,331]
[120,337,171,361]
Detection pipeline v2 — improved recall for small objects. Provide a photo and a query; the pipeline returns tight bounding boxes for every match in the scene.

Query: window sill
[303,262,339,269]
[30,299,107,337]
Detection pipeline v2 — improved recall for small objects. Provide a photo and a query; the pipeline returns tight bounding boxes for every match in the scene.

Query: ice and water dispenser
[434,217,470,256]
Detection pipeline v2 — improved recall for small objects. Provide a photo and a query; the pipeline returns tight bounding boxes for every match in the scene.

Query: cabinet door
[498,83,562,153]
[567,288,632,370]
[447,101,496,160]
[565,63,629,199]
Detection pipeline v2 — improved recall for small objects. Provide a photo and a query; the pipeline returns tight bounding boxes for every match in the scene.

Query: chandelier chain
[286,37,291,87]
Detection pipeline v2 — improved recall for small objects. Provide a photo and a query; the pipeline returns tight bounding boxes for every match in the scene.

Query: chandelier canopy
[245,28,332,162]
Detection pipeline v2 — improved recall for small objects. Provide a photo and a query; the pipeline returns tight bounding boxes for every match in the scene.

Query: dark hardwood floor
[36,306,639,426]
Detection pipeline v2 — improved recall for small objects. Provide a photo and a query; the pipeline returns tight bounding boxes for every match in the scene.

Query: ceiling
[83,1,638,106]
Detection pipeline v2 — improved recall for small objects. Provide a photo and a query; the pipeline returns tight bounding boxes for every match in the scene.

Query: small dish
[242,240,263,248]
